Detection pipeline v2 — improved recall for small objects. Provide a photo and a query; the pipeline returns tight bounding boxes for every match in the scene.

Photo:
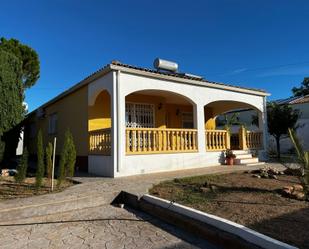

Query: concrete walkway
[0,163,285,249]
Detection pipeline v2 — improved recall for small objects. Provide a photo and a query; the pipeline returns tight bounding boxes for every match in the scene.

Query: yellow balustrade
[89,128,111,155]
[205,130,230,151]
[246,131,263,149]
[126,128,198,154]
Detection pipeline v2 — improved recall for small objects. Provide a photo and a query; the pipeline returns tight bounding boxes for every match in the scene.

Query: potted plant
[225,149,236,166]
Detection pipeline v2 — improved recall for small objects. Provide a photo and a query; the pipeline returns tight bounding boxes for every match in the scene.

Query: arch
[125,89,197,129]
[88,90,111,131]
[204,100,261,130]
[88,88,112,106]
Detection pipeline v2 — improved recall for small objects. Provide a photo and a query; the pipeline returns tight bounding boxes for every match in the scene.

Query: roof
[274,95,309,105]
[109,61,268,94]
[28,60,269,115]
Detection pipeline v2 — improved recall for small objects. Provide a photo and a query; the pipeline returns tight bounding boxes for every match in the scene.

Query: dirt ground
[149,172,309,249]
[0,176,74,200]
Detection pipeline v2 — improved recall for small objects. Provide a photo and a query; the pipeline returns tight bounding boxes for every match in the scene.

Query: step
[235,154,252,159]
[243,162,265,166]
[231,150,249,155]
[235,157,259,165]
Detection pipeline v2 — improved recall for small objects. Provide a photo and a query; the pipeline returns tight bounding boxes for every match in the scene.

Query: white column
[111,71,118,176]
[258,96,268,160]
[195,103,206,153]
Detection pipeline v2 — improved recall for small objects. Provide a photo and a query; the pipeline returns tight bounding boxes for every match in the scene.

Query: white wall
[113,72,266,177]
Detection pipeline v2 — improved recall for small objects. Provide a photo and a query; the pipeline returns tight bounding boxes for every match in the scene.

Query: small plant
[225,149,236,166]
[14,147,28,183]
[58,129,76,186]
[45,142,53,185]
[225,149,236,159]
[35,129,45,188]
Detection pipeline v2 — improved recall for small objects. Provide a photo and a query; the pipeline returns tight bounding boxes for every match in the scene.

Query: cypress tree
[45,142,53,183]
[35,130,44,188]
[14,147,28,183]
[67,131,76,177]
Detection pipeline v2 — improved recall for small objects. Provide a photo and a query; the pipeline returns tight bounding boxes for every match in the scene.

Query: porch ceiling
[130,90,192,105]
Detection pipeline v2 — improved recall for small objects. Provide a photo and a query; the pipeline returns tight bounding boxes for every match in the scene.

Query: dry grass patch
[0,176,75,200]
[149,172,309,249]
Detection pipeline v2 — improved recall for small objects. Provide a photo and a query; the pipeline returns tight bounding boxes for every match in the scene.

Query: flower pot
[226,157,234,166]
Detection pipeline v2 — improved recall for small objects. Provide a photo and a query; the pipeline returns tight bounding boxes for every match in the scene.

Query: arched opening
[88,90,111,155]
[125,90,198,154]
[204,101,264,151]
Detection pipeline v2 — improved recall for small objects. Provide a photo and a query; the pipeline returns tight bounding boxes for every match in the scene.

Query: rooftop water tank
[153,58,178,72]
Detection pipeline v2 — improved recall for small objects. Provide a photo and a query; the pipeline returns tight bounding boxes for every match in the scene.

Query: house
[24,59,269,177]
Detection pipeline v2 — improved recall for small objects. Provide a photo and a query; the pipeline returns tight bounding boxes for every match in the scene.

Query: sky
[1,0,309,111]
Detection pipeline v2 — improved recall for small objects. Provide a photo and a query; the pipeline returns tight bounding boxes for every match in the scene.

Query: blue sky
[1,0,309,111]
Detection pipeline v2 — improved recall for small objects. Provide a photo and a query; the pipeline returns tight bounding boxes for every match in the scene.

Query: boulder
[293,184,303,192]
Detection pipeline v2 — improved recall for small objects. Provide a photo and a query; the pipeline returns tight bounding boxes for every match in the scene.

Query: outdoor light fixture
[176,109,180,116]
[158,103,162,110]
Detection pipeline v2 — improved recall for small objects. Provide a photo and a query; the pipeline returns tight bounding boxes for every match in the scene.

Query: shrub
[35,130,44,188]
[58,129,76,186]
[45,142,53,181]
[14,147,28,183]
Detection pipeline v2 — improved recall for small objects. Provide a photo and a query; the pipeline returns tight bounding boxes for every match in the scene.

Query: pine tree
[35,130,44,188]
[14,147,28,183]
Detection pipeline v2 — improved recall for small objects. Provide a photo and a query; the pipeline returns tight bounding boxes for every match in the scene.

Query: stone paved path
[0,163,285,248]
[0,205,217,249]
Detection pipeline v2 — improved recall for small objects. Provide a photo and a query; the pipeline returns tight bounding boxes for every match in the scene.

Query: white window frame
[125,102,155,128]
[48,113,58,134]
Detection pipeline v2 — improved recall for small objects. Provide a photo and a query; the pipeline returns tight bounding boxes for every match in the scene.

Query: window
[125,103,154,128]
[182,112,194,128]
[48,113,58,134]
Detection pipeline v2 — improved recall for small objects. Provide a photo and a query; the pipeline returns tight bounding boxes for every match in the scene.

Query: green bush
[45,142,53,180]
[58,129,76,186]
[14,147,28,183]
[35,130,44,188]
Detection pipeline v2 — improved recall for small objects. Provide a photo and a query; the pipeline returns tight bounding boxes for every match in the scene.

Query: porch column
[195,104,206,152]
[259,96,268,151]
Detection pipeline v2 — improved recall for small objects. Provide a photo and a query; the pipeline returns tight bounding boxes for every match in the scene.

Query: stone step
[235,154,253,159]
[235,157,259,165]
[231,150,249,155]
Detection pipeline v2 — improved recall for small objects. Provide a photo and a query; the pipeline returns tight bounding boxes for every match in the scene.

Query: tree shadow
[249,206,309,249]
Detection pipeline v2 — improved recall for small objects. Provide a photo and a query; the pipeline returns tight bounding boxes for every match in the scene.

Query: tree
[0,50,23,162]
[0,38,40,88]
[14,147,29,184]
[0,38,40,164]
[267,103,300,159]
[45,142,53,186]
[289,128,309,198]
[58,130,76,186]
[292,77,309,97]
[35,130,44,188]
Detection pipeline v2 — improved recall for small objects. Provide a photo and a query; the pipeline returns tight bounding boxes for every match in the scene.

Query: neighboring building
[268,95,309,153]
[24,60,269,177]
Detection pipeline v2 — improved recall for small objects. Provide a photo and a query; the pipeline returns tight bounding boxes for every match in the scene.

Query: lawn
[0,176,75,200]
[149,171,309,249]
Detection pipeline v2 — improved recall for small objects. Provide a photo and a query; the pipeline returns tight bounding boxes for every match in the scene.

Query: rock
[252,174,261,178]
[279,171,285,175]
[260,172,269,178]
[292,191,305,201]
[283,186,293,194]
[210,185,218,192]
[269,174,277,179]
[293,184,303,192]
[200,187,210,193]
[282,188,291,196]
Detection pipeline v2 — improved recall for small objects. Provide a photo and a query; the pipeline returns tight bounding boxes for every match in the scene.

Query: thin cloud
[231,68,247,74]
[257,65,309,77]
